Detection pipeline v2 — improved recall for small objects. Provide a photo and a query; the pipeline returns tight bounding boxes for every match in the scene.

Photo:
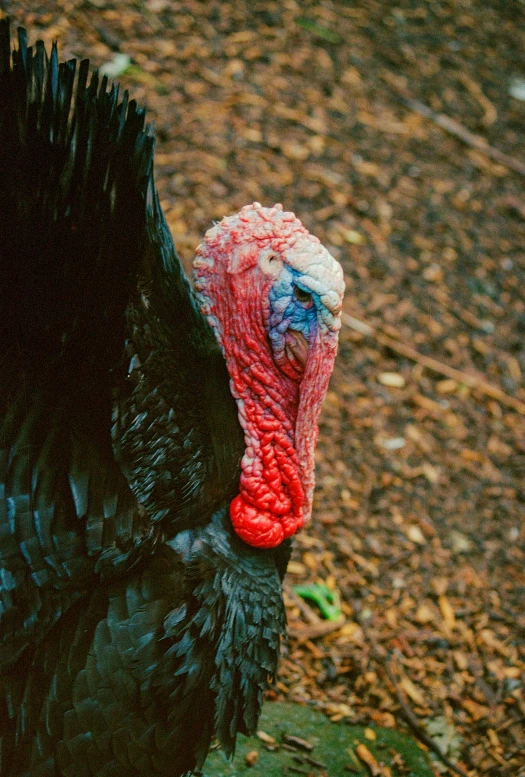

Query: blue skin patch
[268,266,319,366]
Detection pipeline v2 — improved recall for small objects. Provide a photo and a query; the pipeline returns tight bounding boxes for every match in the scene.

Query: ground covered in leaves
[3,1,524,775]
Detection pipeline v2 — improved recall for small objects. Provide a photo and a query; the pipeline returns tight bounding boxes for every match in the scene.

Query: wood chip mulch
[3,1,524,775]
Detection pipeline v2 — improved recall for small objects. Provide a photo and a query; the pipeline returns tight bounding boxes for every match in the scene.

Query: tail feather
[0,18,154,384]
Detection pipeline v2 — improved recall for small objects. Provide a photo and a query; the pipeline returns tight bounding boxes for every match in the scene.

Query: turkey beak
[285,329,309,367]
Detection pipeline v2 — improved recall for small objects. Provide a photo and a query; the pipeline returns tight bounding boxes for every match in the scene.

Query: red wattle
[230,494,305,549]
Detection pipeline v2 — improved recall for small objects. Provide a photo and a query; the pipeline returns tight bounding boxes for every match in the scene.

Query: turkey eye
[293,286,312,304]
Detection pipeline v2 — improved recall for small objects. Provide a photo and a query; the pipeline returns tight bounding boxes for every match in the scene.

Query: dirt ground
[2,1,524,775]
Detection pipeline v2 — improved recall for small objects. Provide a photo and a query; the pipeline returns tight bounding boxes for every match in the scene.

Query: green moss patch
[203,702,434,776]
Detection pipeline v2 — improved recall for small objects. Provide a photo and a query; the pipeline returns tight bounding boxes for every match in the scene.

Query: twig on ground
[494,714,525,733]
[284,582,346,639]
[342,313,525,415]
[456,72,497,127]
[361,622,470,777]
[401,97,525,177]
[287,617,346,640]
[287,615,346,642]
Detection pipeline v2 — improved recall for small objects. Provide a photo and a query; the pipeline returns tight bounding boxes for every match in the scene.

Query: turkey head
[193,203,344,548]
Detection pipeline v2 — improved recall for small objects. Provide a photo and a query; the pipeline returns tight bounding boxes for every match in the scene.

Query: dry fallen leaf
[355,743,381,776]
[256,730,276,745]
[415,602,435,624]
[378,372,406,388]
[344,229,367,245]
[399,675,427,707]
[287,560,307,575]
[244,749,259,767]
[438,594,456,629]
[406,525,426,545]
[369,710,396,728]
[461,698,490,721]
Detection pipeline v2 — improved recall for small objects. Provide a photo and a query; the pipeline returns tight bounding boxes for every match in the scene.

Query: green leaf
[295,17,342,44]
[293,584,342,621]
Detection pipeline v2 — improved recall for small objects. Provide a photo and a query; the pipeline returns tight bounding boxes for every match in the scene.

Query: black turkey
[0,21,344,776]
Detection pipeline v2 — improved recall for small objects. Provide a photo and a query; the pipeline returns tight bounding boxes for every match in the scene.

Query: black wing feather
[114,184,244,532]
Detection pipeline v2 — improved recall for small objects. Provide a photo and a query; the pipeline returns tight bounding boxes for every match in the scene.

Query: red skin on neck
[194,213,339,549]
[228,274,304,546]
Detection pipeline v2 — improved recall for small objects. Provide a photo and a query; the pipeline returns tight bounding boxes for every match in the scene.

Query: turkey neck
[220,275,305,548]
[224,297,337,550]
